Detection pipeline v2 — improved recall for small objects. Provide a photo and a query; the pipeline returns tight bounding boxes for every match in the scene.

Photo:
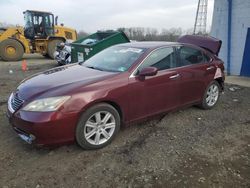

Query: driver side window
[138,47,175,72]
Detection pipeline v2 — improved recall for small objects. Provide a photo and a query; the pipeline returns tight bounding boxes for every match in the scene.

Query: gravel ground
[0,55,249,187]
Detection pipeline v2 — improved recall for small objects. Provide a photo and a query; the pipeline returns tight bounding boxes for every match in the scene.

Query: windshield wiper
[85,65,104,71]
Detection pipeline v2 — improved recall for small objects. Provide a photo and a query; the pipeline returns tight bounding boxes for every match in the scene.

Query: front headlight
[22,96,70,112]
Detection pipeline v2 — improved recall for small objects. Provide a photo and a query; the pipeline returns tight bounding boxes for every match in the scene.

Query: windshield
[83,46,146,72]
[24,11,33,29]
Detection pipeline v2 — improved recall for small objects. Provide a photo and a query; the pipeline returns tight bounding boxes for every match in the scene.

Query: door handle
[169,74,180,79]
[206,66,215,70]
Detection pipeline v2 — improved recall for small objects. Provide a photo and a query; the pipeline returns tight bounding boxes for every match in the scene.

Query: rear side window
[138,47,175,71]
[204,53,212,62]
[177,46,203,66]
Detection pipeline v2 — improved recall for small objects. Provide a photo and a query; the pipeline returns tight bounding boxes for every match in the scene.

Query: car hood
[16,64,116,100]
[178,35,222,55]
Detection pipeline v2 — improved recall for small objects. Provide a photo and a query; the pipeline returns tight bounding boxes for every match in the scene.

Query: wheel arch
[103,100,123,123]
[215,77,224,91]
[79,99,124,125]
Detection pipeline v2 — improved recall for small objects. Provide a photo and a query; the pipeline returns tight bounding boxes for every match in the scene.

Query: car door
[128,47,181,122]
[175,45,217,105]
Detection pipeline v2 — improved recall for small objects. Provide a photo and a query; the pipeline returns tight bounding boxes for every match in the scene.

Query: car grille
[11,93,24,111]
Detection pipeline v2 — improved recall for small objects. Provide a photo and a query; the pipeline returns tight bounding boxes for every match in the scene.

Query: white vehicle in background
[54,42,72,65]
[54,39,98,65]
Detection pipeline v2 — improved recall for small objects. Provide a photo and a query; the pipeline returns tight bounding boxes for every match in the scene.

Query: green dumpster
[71,31,130,63]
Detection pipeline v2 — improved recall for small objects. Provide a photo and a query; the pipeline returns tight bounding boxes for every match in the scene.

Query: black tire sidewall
[76,103,120,150]
[201,81,220,110]
[0,39,24,61]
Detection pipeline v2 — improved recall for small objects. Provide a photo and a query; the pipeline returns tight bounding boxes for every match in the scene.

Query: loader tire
[42,53,50,58]
[48,39,63,59]
[0,39,24,61]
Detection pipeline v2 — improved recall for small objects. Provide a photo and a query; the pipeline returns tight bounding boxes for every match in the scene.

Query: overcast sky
[0,0,214,33]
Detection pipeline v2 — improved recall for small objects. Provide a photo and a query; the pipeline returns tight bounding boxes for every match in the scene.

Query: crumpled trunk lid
[177,35,222,55]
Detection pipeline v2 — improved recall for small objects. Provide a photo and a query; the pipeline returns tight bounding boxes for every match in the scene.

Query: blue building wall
[240,28,250,76]
[211,0,250,76]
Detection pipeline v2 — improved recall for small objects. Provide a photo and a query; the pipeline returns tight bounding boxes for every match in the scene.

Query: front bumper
[7,108,78,147]
[13,126,36,144]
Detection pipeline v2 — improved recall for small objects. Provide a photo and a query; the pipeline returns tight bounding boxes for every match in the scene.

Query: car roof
[117,41,179,49]
[116,41,214,56]
[25,10,53,15]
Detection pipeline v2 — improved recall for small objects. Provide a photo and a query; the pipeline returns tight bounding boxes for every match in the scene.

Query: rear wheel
[76,103,120,149]
[47,39,63,59]
[200,81,220,109]
[0,39,24,61]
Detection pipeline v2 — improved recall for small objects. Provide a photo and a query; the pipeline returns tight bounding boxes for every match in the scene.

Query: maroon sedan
[7,35,224,149]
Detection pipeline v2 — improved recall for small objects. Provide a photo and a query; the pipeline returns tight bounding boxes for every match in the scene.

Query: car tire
[200,80,220,110]
[76,103,120,149]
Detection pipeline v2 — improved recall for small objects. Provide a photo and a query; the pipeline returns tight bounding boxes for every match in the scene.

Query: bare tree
[0,22,16,28]
[118,27,184,42]
[77,30,89,39]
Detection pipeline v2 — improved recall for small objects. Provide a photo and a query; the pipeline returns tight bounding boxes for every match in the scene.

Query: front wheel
[76,103,120,149]
[0,39,24,61]
[200,81,220,109]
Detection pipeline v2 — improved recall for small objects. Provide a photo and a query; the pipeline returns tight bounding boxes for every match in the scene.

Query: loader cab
[24,10,55,40]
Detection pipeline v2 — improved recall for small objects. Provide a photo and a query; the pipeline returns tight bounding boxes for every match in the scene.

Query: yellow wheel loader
[0,10,77,61]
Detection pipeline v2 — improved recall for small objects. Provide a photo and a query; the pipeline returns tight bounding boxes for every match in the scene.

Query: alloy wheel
[206,84,219,107]
[84,111,116,145]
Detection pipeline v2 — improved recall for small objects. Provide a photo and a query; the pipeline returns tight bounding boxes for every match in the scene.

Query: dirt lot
[0,55,249,188]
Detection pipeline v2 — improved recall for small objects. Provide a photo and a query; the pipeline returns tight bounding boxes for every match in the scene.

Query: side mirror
[139,67,158,77]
